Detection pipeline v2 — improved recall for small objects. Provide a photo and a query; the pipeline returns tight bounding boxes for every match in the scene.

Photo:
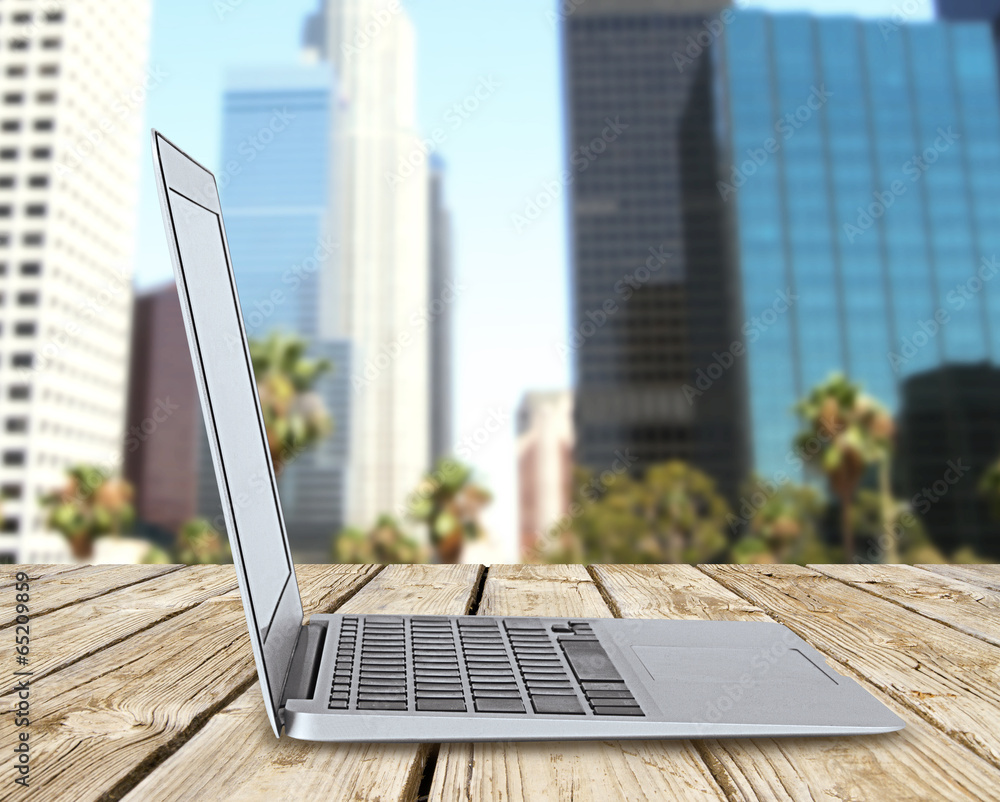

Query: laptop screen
[152,133,302,734]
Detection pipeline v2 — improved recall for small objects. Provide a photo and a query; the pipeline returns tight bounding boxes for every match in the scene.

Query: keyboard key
[329,700,348,709]
[585,690,636,699]
[533,695,585,715]
[560,640,622,682]
[475,698,526,713]
[416,683,462,692]
[581,681,628,691]
[357,700,407,710]
[417,698,466,712]
[591,705,644,717]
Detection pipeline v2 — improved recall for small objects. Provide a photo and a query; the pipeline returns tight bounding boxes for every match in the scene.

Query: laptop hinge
[279,621,328,723]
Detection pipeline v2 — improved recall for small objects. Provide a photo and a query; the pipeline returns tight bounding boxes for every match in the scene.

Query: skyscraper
[564,0,747,499]
[124,284,200,540]
[0,3,152,561]
[716,12,1000,482]
[209,65,352,560]
[306,0,431,531]
[429,154,453,465]
[516,391,574,560]
[936,2,1000,84]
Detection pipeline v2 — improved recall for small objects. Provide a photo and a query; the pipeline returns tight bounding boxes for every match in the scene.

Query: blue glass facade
[718,12,1000,480]
[221,66,334,339]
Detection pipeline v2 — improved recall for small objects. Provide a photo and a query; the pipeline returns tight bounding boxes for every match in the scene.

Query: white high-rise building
[0,1,152,561]
[305,0,430,531]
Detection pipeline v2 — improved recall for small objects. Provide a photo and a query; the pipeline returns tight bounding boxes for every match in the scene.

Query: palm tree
[408,459,491,563]
[545,461,731,564]
[794,374,894,561]
[335,516,427,564]
[249,332,332,476]
[731,479,830,565]
[176,518,229,565]
[41,466,135,561]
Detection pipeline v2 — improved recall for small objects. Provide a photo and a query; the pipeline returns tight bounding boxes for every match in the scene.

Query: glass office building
[198,66,351,560]
[717,12,1000,484]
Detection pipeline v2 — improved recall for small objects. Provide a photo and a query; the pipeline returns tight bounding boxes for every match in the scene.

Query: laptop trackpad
[631,645,837,686]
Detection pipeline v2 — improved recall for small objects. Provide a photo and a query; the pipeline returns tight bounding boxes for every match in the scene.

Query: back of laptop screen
[160,154,292,640]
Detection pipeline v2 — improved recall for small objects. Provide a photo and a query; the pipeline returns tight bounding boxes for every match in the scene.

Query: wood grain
[0,564,180,628]
[813,563,1000,647]
[0,564,379,802]
[120,564,484,802]
[0,564,86,588]
[429,564,729,802]
[918,564,1000,594]
[598,564,1000,801]
[701,564,1000,770]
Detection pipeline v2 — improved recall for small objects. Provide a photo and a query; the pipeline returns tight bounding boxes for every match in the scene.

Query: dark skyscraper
[564,0,747,498]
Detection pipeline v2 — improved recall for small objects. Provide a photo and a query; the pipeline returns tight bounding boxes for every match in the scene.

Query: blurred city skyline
[132,0,936,556]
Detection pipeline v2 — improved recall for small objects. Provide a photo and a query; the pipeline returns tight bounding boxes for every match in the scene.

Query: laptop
[151,130,905,742]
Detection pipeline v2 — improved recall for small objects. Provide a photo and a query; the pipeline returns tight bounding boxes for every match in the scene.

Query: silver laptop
[151,130,904,742]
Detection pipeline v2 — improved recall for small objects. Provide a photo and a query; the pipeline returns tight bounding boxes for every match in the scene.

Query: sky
[136,0,935,559]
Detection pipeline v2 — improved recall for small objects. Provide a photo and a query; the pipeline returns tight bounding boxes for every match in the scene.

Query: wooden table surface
[2,563,1000,801]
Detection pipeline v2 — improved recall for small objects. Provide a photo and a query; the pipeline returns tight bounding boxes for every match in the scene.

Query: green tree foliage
[730,479,831,565]
[335,516,427,564]
[407,458,491,564]
[794,374,894,561]
[41,466,135,561]
[544,461,731,564]
[249,332,332,475]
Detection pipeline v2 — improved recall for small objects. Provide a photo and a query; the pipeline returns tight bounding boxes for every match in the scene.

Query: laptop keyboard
[326,615,644,717]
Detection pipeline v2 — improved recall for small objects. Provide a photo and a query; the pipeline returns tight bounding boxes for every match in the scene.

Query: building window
[45,10,65,23]
[27,175,47,188]
[21,233,43,246]
[30,147,51,160]
[11,353,33,368]
[7,386,30,401]
[5,66,27,78]
[14,322,35,336]
[0,206,10,218]
[40,38,61,50]
[2,94,25,104]
[36,92,56,104]
[16,291,38,306]
[33,119,54,132]
[7,41,29,52]
[0,149,17,160]
[5,418,27,433]
[0,262,7,275]
[2,451,26,467]
[19,262,41,276]
[1,120,20,132]
[38,64,59,77]
[25,204,46,217]
[12,12,32,24]
[0,177,13,188]
[1,519,19,535]
[0,484,22,500]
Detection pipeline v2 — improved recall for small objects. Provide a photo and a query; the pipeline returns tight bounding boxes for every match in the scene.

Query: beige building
[517,391,574,560]
[0,1,152,561]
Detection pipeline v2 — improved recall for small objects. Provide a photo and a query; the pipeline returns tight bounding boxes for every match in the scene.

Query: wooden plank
[120,564,484,802]
[813,563,1000,648]
[3,565,240,683]
[0,564,180,628]
[701,564,1000,769]
[0,563,380,802]
[595,564,1000,802]
[919,564,1000,594]
[0,564,87,588]
[429,564,728,802]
